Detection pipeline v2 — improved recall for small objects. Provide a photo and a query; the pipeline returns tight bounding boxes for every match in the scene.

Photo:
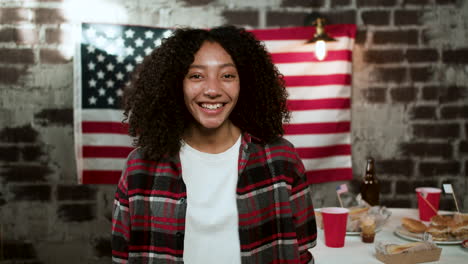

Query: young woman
[112,25,317,264]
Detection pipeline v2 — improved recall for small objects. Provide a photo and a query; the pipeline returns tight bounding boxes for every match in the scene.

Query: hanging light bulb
[306,17,336,61]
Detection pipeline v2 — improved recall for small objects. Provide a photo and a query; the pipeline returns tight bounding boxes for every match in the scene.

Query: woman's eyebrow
[188,63,236,69]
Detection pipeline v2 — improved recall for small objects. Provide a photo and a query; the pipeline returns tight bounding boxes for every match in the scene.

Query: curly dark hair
[124,25,290,161]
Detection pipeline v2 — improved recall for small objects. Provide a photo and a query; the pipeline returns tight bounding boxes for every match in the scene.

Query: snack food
[401,217,427,233]
[386,242,426,254]
[348,206,370,220]
[454,213,468,224]
[430,215,453,227]
[449,221,468,240]
[426,225,450,241]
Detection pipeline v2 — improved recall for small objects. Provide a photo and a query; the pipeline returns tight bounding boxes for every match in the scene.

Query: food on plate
[449,221,468,240]
[454,213,468,224]
[401,217,427,233]
[385,241,426,254]
[426,225,450,241]
[430,215,453,227]
[349,206,370,220]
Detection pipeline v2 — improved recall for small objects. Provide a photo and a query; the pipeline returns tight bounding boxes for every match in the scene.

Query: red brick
[181,0,215,5]
[403,0,431,4]
[21,145,44,161]
[2,165,51,182]
[357,0,397,7]
[405,49,439,63]
[410,67,433,82]
[94,238,111,257]
[361,10,390,26]
[0,28,39,44]
[377,159,414,176]
[0,48,35,64]
[331,0,351,7]
[443,49,468,64]
[394,10,422,25]
[440,105,468,119]
[282,0,325,7]
[422,85,467,102]
[380,199,411,208]
[390,87,416,102]
[364,49,404,63]
[410,105,436,120]
[400,142,452,158]
[34,8,67,24]
[0,8,31,24]
[361,87,386,103]
[373,30,418,45]
[0,67,26,84]
[3,241,36,259]
[267,11,308,27]
[396,180,438,194]
[0,124,38,143]
[413,123,460,139]
[321,10,356,25]
[375,67,407,83]
[34,108,73,126]
[419,161,460,176]
[58,204,96,222]
[40,48,70,64]
[57,185,97,200]
[0,146,20,162]
[355,29,367,45]
[222,10,258,27]
[10,185,51,201]
[436,0,456,4]
[45,28,71,44]
[460,141,468,154]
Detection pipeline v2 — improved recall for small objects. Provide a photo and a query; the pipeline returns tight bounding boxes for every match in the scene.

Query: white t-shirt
[180,136,242,264]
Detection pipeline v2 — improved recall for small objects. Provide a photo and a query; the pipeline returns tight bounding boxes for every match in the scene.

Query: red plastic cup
[321,207,349,248]
[415,187,441,221]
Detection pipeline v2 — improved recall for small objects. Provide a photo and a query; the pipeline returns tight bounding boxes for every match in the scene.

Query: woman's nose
[202,77,222,98]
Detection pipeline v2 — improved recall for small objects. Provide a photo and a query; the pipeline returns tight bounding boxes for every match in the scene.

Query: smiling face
[183,41,240,135]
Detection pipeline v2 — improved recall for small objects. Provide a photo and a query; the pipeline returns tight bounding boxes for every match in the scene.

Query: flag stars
[135,55,144,64]
[125,63,134,72]
[98,87,106,96]
[125,46,135,56]
[106,63,115,71]
[145,30,154,39]
[163,30,172,38]
[88,61,96,70]
[89,79,97,87]
[116,88,123,97]
[116,55,125,63]
[154,38,162,47]
[135,38,144,47]
[144,47,153,55]
[88,96,97,105]
[96,36,106,47]
[116,72,124,80]
[107,97,115,105]
[97,70,105,79]
[97,54,105,62]
[106,79,115,88]
[87,45,96,54]
[125,29,135,38]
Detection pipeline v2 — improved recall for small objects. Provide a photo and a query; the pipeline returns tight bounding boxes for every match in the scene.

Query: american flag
[336,183,349,194]
[74,23,355,184]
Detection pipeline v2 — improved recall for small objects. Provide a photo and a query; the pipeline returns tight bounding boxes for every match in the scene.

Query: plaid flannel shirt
[112,132,317,264]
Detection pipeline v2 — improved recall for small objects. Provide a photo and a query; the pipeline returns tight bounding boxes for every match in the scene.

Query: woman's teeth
[201,103,223,110]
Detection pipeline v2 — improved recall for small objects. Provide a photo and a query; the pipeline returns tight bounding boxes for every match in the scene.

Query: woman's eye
[223,74,236,79]
[189,74,202,79]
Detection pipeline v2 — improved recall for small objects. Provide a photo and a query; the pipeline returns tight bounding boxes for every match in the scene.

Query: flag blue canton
[80,23,173,109]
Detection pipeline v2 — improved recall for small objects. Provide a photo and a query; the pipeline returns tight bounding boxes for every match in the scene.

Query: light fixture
[306,17,336,61]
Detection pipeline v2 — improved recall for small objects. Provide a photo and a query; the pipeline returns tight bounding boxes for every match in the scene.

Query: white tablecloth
[309,208,467,264]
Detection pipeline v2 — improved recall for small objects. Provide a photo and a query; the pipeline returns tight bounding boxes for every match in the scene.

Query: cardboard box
[375,247,442,264]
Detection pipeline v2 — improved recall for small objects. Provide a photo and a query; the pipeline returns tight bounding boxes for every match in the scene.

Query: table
[309,208,467,263]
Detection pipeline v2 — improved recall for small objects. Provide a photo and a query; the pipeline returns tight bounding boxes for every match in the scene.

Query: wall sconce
[306,17,336,61]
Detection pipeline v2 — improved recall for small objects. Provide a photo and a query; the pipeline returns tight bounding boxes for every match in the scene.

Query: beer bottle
[360,158,380,206]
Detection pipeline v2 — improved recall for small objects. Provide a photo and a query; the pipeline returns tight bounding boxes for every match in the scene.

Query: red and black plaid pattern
[112,132,317,264]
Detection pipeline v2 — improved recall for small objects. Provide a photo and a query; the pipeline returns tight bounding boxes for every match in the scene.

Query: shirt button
[180,198,186,204]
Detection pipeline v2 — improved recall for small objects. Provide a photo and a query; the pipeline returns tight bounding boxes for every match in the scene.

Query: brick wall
[0,0,466,262]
